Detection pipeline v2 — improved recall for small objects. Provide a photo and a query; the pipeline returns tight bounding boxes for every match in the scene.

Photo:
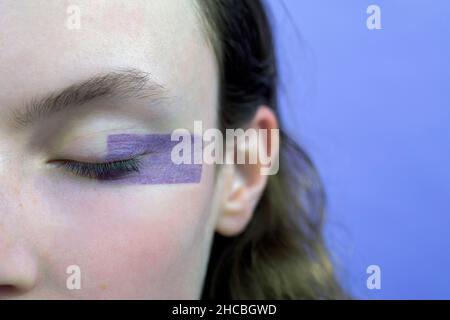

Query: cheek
[30,164,216,298]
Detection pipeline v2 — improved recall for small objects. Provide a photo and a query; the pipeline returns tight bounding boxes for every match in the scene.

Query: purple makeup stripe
[105,134,202,184]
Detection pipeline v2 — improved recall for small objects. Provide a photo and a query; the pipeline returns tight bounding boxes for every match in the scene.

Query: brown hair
[196,0,347,299]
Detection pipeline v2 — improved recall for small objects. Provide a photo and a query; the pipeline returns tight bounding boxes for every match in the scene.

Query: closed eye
[53,157,142,180]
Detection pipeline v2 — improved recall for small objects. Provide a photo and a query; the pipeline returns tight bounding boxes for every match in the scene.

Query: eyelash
[56,157,142,180]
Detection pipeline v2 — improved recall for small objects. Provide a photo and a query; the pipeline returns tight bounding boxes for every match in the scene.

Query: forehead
[0,0,217,125]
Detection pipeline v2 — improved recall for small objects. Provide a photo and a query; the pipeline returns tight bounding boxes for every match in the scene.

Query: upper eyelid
[43,135,152,165]
[61,126,140,145]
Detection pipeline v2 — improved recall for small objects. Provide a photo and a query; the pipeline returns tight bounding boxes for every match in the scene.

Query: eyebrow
[13,68,168,127]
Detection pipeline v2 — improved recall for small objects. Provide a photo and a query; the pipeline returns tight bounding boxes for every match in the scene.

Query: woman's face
[0,0,223,299]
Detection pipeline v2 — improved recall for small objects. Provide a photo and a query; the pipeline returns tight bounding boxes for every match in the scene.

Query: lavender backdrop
[267,0,450,299]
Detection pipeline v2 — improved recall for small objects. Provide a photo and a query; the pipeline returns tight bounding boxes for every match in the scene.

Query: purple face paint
[103,134,202,184]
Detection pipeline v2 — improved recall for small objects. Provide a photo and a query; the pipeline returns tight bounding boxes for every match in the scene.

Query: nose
[0,243,37,297]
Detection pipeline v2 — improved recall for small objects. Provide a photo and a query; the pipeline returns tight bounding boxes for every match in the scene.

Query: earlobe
[216,167,254,237]
[215,106,279,237]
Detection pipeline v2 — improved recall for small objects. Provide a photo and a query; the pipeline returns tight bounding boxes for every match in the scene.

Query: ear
[215,105,279,237]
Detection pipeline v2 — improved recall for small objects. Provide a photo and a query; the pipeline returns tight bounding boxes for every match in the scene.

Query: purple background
[267,0,450,299]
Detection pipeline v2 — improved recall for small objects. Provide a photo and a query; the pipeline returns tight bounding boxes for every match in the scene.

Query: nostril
[0,285,21,296]
[0,246,39,297]
[0,244,38,297]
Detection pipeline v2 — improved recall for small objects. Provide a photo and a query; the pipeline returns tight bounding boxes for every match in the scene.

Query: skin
[0,0,278,299]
